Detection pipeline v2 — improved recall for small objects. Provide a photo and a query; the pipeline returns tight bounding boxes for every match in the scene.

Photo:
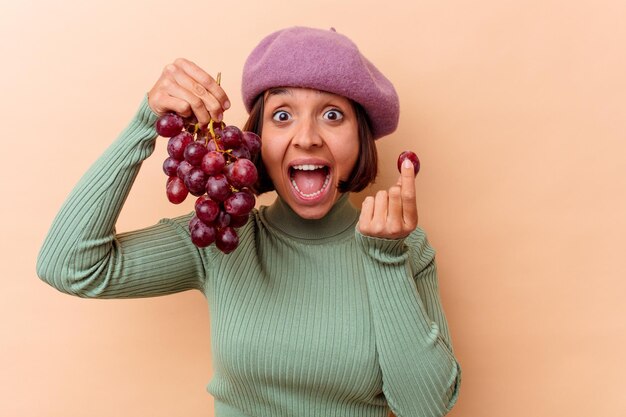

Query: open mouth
[289,164,331,198]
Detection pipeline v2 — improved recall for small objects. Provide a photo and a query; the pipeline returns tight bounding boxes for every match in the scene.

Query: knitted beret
[241,26,399,139]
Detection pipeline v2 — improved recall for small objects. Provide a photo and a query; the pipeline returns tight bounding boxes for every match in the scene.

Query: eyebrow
[266,87,291,97]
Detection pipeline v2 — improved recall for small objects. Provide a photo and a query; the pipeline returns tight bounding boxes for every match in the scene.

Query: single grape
[196,198,220,224]
[184,141,208,166]
[206,138,221,152]
[167,131,194,160]
[229,214,249,228]
[216,226,239,254]
[184,168,209,197]
[201,151,226,175]
[214,211,231,228]
[195,195,210,210]
[242,131,261,155]
[189,215,202,233]
[227,159,258,188]
[162,157,180,177]
[156,113,184,137]
[213,124,224,138]
[166,176,188,204]
[397,151,420,176]
[206,174,232,202]
[190,221,217,247]
[224,162,234,180]
[230,146,251,160]
[177,160,194,180]
[224,191,256,217]
[221,125,243,149]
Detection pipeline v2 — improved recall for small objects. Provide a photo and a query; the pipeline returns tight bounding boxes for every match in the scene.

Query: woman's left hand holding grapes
[357,160,418,239]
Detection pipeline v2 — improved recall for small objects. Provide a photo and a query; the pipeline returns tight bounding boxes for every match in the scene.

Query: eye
[323,109,344,121]
[272,110,291,122]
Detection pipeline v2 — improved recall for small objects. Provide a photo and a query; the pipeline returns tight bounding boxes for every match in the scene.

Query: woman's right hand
[147,58,231,127]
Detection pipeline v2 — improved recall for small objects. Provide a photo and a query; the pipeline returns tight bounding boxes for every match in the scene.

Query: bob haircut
[243,90,378,195]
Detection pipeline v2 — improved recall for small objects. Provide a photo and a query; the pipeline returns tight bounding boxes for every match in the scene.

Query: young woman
[37,26,461,417]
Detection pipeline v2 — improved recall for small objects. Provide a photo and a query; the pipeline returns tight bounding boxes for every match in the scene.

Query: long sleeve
[36,96,206,298]
[355,228,462,417]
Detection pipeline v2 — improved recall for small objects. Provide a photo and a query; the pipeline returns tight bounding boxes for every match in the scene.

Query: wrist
[132,94,160,131]
[355,229,408,264]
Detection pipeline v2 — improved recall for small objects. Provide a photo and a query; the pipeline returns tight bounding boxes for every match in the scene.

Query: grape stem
[205,72,224,148]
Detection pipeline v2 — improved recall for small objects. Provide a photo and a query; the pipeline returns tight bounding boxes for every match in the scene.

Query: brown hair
[243,93,378,194]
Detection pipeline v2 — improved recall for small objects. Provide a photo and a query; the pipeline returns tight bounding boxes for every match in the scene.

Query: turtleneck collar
[261,193,359,242]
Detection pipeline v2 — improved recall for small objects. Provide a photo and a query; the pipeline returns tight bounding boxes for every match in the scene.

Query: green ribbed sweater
[37,96,461,417]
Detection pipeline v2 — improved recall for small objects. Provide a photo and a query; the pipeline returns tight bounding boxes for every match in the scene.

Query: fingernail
[216,113,223,122]
[403,159,412,169]
[224,101,231,110]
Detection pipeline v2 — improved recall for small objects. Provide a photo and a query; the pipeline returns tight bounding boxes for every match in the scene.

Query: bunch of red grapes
[156,112,261,254]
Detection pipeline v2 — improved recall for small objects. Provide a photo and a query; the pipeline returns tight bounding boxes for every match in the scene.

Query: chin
[280,184,340,220]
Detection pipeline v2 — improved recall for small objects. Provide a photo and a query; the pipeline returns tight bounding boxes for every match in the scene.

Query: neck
[262,193,358,241]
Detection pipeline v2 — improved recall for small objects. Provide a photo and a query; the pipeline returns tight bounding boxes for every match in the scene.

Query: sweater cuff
[130,94,160,133]
[354,230,408,265]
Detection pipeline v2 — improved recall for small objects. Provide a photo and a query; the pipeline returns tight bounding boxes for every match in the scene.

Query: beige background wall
[1,0,624,416]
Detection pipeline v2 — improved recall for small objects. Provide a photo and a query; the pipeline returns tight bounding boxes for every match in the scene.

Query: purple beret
[241,26,400,139]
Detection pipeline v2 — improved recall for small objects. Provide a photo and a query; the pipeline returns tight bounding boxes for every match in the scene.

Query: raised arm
[357,160,462,416]
[37,59,230,298]
[36,95,200,297]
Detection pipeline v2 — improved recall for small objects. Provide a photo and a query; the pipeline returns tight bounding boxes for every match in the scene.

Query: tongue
[292,169,327,195]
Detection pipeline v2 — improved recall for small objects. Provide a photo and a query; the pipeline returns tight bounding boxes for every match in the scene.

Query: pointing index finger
[401,159,418,226]
[401,159,416,191]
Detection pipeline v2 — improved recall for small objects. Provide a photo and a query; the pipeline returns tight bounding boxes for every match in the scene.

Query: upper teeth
[292,164,324,171]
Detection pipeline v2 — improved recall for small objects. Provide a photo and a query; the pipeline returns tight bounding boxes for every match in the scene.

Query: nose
[291,116,323,149]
